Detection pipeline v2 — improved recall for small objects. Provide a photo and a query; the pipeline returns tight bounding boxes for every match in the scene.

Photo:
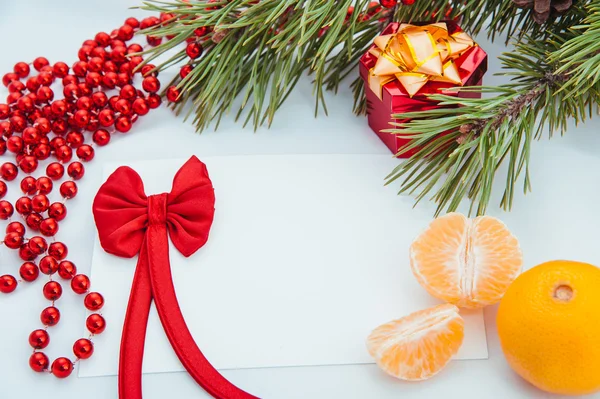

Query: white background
[1,1,600,398]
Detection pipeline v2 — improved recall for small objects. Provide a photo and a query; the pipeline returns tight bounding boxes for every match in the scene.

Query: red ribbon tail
[119,238,153,399]
[146,224,259,399]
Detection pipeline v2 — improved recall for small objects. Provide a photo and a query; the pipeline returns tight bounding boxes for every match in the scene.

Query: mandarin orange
[366,303,464,381]
[409,213,522,308]
[497,260,600,395]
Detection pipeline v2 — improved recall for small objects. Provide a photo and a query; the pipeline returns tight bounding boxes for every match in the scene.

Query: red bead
[6,92,22,105]
[401,0,415,4]
[43,281,63,301]
[25,76,41,93]
[33,57,50,72]
[46,163,64,180]
[19,242,37,260]
[143,93,159,109]
[0,121,13,137]
[73,110,90,129]
[18,155,38,174]
[2,72,18,87]
[38,71,54,86]
[29,352,49,372]
[1,162,18,181]
[92,129,111,146]
[71,274,90,294]
[40,218,59,237]
[73,338,95,360]
[20,176,37,194]
[76,96,92,111]
[16,197,32,215]
[50,137,67,149]
[48,202,67,221]
[51,100,67,117]
[51,357,73,378]
[35,86,53,103]
[186,42,203,59]
[0,275,17,293]
[25,213,42,231]
[72,61,88,77]
[40,306,60,326]
[55,145,73,163]
[6,136,23,153]
[147,35,162,47]
[141,64,157,77]
[31,195,50,214]
[23,127,40,145]
[78,45,93,61]
[0,139,5,156]
[0,104,9,120]
[132,98,149,116]
[48,242,68,260]
[92,92,108,109]
[95,32,111,47]
[36,177,53,195]
[84,292,105,311]
[14,62,30,78]
[194,26,210,37]
[67,162,85,180]
[140,16,160,29]
[62,75,78,87]
[6,221,25,236]
[142,76,160,93]
[118,24,135,41]
[53,62,69,78]
[20,262,39,282]
[63,83,80,100]
[28,236,48,255]
[98,109,115,127]
[33,144,50,162]
[114,99,132,116]
[66,131,84,148]
[60,181,78,199]
[10,115,26,132]
[5,232,23,249]
[51,119,68,135]
[125,17,140,28]
[166,86,182,103]
[58,261,76,279]
[180,64,193,79]
[86,313,106,334]
[115,116,132,133]
[0,181,6,198]
[0,200,14,219]
[102,72,118,89]
[29,329,50,349]
[39,255,59,276]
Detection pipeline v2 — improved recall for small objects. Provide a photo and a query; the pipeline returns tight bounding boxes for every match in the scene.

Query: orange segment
[366,304,464,381]
[410,212,522,308]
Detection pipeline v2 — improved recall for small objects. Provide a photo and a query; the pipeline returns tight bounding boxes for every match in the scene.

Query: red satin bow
[92,156,258,399]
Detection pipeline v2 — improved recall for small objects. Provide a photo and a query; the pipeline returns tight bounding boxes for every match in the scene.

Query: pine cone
[512,0,573,24]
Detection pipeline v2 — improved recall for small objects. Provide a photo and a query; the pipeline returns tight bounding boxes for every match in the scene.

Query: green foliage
[138,0,599,215]
[386,0,600,215]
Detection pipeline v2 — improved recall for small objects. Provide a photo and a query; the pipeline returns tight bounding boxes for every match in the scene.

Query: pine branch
[138,0,391,131]
[385,0,600,215]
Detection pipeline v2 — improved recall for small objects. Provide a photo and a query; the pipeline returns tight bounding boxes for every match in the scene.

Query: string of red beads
[0,16,162,378]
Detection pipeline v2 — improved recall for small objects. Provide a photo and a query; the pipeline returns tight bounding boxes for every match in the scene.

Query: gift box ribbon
[93,156,259,399]
[368,22,476,98]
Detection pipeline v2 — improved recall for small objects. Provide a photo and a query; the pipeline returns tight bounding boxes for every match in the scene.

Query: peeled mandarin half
[366,304,464,381]
[410,213,522,308]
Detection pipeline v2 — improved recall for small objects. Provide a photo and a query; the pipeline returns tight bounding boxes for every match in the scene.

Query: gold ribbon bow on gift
[368,22,475,98]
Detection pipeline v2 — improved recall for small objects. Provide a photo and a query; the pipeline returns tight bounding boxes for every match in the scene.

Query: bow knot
[368,22,476,98]
[93,156,215,259]
[148,194,168,226]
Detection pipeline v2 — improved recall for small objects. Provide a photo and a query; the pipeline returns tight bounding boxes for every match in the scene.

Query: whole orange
[497,260,600,396]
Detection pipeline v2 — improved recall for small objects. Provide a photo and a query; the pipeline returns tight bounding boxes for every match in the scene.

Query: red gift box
[359,21,488,157]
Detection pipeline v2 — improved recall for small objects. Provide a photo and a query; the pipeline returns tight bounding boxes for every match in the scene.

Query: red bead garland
[0,16,163,378]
